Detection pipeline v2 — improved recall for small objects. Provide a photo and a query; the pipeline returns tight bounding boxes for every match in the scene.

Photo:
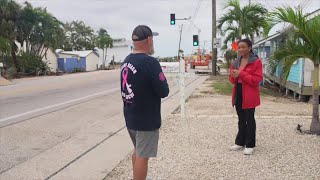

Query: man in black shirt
[121,25,169,180]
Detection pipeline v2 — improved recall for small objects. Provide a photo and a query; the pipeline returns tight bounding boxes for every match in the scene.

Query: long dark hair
[238,39,255,55]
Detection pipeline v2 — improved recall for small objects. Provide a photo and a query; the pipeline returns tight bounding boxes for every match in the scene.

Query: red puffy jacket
[229,55,263,109]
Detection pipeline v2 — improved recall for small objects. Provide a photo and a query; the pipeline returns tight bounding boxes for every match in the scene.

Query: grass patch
[212,81,233,95]
[260,88,270,96]
[210,76,278,97]
[218,63,229,69]
[200,90,213,94]
[260,86,280,97]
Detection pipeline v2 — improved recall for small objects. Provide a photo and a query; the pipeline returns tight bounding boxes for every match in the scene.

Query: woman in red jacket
[229,39,263,155]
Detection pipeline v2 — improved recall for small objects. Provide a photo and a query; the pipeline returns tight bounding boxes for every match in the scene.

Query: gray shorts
[127,128,159,158]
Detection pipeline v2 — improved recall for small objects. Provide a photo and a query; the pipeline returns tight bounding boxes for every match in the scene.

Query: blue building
[57,50,100,73]
[254,9,320,102]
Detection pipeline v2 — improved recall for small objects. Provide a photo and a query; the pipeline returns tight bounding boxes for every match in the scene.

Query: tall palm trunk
[102,48,105,68]
[105,48,108,67]
[11,43,19,72]
[311,63,320,133]
[238,19,243,39]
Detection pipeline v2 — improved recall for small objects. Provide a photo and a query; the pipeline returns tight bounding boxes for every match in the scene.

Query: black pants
[235,83,256,148]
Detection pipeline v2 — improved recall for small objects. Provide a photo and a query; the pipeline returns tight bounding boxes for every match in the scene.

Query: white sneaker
[229,144,244,151]
[244,148,254,155]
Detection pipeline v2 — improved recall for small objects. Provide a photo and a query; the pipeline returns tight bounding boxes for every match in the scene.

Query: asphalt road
[0,70,120,120]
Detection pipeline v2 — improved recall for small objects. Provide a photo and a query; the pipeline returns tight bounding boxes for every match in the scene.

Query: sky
[16,0,320,57]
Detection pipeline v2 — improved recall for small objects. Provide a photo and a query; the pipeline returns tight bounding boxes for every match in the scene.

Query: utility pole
[177,24,183,63]
[212,0,217,76]
[112,55,115,69]
[249,0,251,4]
[171,15,191,72]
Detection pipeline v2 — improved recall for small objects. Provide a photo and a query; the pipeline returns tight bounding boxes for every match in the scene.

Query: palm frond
[225,0,241,11]
[217,13,237,31]
[224,31,238,44]
[266,7,315,44]
[269,36,315,83]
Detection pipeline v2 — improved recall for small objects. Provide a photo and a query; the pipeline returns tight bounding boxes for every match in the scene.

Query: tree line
[0,0,113,75]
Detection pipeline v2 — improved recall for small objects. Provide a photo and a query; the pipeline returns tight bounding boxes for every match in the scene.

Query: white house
[101,38,132,64]
[15,41,59,73]
[42,48,59,72]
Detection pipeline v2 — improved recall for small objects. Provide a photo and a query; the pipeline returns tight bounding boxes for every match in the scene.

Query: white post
[179,58,185,118]
[0,62,3,77]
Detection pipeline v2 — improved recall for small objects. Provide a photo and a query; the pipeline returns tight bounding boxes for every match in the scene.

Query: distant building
[42,48,59,72]
[15,41,59,73]
[98,38,132,65]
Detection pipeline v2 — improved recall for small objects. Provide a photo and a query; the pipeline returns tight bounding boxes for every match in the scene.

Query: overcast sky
[16,0,320,57]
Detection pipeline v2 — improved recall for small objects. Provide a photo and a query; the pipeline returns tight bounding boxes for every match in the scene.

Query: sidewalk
[106,75,320,180]
[0,77,12,86]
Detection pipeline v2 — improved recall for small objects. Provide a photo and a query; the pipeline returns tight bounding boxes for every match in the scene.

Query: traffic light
[193,35,199,46]
[170,14,175,25]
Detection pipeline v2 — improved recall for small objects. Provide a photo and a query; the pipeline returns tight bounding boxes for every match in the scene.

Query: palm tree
[0,0,21,71]
[64,21,96,51]
[0,37,11,67]
[218,0,268,44]
[16,2,64,58]
[0,37,11,54]
[96,28,113,68]
[265,7,320,134]
[222,26,239,46]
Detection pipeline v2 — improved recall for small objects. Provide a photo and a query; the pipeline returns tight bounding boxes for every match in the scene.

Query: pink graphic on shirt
[122,67,132,93]
[159,72,166,81]
[122,67,128,89]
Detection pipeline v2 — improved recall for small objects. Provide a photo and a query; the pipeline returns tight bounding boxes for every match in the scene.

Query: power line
[187,0,203,32]
[187,1,201,32]
[300,0,311,9]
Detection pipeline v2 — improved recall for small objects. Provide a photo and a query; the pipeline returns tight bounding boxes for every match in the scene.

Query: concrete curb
[0,77,12,86]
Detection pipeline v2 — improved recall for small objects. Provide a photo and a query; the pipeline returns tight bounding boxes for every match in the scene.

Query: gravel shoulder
[105,76,320,180]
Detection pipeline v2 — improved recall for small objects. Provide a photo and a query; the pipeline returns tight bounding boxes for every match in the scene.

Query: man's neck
[132,49,148,54]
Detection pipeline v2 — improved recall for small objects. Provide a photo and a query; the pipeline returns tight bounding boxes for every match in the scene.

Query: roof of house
[58,50,93,57]
[111,38,131,48]
[253,32,282,48]
[58,50,99,58]
[47,48,59,58]
[253,8,320,48]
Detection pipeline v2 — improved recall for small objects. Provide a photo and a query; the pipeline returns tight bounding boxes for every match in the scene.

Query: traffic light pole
[212,0,217,76]
[177,24,183,64]
[173,16,191,67]
[175,18,191,21]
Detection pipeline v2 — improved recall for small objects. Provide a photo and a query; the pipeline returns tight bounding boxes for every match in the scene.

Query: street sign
[213,38,221,48]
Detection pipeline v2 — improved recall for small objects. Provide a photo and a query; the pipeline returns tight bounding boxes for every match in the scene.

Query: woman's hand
[231,70,240,78]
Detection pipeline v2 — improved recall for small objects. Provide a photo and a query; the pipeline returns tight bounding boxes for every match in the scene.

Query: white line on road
[0,88,119,128]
